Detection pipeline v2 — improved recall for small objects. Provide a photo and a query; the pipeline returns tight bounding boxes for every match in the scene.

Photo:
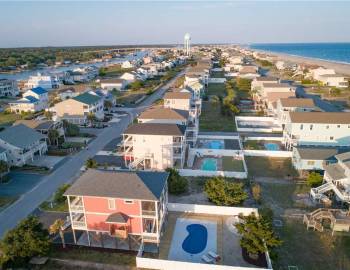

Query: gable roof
[164,91,191,100]
[13,120,54,130]
[30,87,48,95]
[0,124,45,149]
[279,98,316,108]
[139,107,189,120]
[124,123,186,136]
[266,92,295,103]
[295,146,346,160]
[73,92,101,105]
[289,112,350,124]
[64,170,168,201]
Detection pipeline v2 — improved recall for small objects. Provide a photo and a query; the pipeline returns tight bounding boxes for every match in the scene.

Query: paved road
[0,69,186,238]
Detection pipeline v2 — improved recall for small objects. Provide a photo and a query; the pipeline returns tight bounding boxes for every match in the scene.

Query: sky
[1,1,350,48]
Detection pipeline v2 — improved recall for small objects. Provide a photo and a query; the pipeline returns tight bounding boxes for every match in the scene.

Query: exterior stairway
[310,182,334,201]
[303,208,336,232]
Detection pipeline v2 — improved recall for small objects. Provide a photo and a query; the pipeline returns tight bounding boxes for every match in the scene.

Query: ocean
[250,43,350,64]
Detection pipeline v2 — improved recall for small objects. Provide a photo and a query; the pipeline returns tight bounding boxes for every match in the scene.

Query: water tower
[184,33,191,56]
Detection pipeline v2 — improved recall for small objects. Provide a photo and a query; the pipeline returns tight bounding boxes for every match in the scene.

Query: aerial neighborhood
[0,35,350,270]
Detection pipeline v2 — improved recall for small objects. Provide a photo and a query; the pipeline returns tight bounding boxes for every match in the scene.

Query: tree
[306,172,323,187]
[85,158,98,169]
[63,120,80,137]
[129,80,144,90]
[44,110,53,120]
[87,113,96,125]
[0,160,9,183]
[251,183,261,203]
[235,214,282,258]
[48,129,60,146]
[0,216,50,268]
[104,100,113,111]
[204,177,248,206]
[49,219,65,248]
[165,168,188,195]
[53,183,71,204]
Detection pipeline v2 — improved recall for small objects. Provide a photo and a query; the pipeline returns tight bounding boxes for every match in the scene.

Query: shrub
[204,177,248,206]
[306,172,323,187]
[165,168,188,195]
[85,158,98,169]
[252,183,262,203]
[235,213,282,257]
[53,184,71,204]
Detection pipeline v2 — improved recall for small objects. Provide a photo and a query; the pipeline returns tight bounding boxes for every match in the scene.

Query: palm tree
[48,129,60,146]
[50,219,66,248]
[87,113,96,126]
[85,158,98,169]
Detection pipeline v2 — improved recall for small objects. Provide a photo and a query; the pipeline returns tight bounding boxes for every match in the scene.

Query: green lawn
[199,101,236,132]
[48,247,136,267]
[40,200,68,212]
[246,157,298,178]
[0,112,22,126]
[206,83,227,97]
[274,219,350,270]
[0,196,17,209]
[222,157,245,172]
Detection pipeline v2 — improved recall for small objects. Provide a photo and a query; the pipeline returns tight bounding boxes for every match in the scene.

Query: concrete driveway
[29,155,65,169]
[0,172,44,197]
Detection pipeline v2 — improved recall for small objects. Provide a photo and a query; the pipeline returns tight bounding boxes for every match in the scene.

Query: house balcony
[71,213,86,229]
[70,197,84,212]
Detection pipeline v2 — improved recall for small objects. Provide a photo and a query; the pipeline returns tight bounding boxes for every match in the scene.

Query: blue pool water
[182,224,208,254]
[264,143,280,151]
[210,140,223,149]
[201,158,217,171]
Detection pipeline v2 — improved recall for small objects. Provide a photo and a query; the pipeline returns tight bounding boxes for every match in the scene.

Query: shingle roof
[324,163,346,180]
[295,146,343,160]
[289,112,350,124]
[266,92,295,103]
[139,107,189,120]
[30,87,48,95]
[263,83,293,88]
[14,120,54,130]
[73,92,101,105]
[164,91,191,100]
[279,98,316,108]
[124,123,186,136]
[64,170,169,201]
[0,124,45,149]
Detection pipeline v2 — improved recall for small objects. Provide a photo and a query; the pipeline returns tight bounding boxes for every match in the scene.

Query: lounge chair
[208,251,221,261]
[201,254,214,264]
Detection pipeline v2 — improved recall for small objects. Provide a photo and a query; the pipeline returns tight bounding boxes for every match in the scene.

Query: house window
[307,161,315,165]
[300,124,303,130]
[108,199,115,210]
[326,125,329,129]
[330,136,334,140]
[124,200,134,204]
[337,125,341,128]
[310,125,313,130]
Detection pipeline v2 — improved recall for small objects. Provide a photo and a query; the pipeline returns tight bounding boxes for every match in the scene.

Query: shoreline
[251,48,350,76]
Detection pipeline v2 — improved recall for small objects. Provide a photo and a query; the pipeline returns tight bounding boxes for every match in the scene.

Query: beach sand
[253,49,350,76]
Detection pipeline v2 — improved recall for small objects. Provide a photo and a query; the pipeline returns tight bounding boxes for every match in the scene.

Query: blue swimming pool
[182,224,208,254]
[201,158,217,171]
[201,140,224,149]
[264,143,280,151]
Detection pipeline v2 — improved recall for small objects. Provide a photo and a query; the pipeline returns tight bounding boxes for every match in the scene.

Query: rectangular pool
[201,158,218,171]
[168,218,217,263]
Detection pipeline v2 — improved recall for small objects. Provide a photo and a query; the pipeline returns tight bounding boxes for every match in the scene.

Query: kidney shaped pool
[182,224,208,254]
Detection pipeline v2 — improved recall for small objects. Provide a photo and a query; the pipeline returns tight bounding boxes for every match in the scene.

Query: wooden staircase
[303,208,335,232]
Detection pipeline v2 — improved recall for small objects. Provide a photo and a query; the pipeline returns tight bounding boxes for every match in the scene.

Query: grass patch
[49,247,136,266]
[207,83,226,96]
[40,200,68,212]
[0,112,22,126]
[274,218,350,270]
[0,196,17,208]
[199,101,236,132]
[246,157,298,178]
[222,157,245,172]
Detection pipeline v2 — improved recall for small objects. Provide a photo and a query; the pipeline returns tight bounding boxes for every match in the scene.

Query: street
[0,69,186,238]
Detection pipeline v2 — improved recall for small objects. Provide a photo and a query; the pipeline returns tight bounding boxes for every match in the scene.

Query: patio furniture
[208,251,221,261]
[201,254,215,264]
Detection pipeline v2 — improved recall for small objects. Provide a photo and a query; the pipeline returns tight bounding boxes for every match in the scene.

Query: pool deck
[153,212,254,268]
[196,139,241,150]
